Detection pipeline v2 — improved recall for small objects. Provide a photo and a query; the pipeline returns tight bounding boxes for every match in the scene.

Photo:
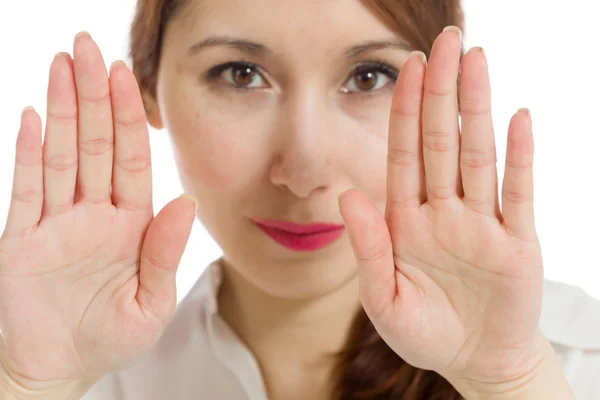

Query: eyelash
[204,61,261,91]
[203,60,399,93]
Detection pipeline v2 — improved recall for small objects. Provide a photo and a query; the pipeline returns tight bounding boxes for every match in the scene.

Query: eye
[342,62,398,93]
[206,62,268,89]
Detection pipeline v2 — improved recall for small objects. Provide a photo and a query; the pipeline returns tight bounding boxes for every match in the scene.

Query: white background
[0,1,598,302]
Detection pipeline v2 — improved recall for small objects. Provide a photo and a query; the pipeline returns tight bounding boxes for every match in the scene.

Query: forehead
[171,0,400,51]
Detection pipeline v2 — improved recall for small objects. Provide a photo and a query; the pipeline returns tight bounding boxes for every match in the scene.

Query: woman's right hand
[0,32,196,392]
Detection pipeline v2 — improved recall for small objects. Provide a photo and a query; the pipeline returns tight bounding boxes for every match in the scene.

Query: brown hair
[129,1,464,398]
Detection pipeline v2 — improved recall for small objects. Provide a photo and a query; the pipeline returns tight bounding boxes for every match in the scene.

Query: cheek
[164,102,266,190]
[160,78,276,190]
[173,125,242,190]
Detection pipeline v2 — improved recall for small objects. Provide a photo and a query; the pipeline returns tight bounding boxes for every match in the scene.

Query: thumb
[339,189,396,319]
[137,194,197,324]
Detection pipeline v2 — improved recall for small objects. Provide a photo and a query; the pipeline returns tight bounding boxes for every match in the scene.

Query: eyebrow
[344,39,413,57]
[187,36,268,57]
[187,36,412,58]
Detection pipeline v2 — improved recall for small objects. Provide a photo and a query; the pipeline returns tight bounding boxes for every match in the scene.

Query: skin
[0,0,576,399]
[150,1,410,397]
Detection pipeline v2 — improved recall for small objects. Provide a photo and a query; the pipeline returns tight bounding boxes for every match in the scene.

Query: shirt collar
[204,258,223,317]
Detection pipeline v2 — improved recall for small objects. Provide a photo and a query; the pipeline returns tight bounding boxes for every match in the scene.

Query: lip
[252,219,346,252]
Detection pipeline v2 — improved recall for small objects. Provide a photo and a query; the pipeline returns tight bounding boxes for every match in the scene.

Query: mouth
[252,219,346,252]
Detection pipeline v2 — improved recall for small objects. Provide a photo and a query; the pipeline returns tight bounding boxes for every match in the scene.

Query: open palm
[340,27,545,385]
[0,33,195,386]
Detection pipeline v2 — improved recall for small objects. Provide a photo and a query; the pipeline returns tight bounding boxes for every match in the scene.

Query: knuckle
[388,147,419,166]
[44,202,72,216]
[463,196,494,215]
[79,137,114,156]
[459,106,491,117]
[427,185,454,201]
[44,153,78,171]
[12,188,42,204]
[116,113,147,128]
[137,288,172,328]
[390,105,419,118]
[15,154,42,167]
[422,130,457,152]
[460,147,496,169]
[78,91,111,105]
[113,198,151,211]
[47,108,77,122]
[361,245,389,264]
[502,189,532,204]
[77,181,111,202]
[424,86,452,98]
[116,155,151,173]
[144,253,177,271]
[505,159,533,169]
[358,236,390,264]
[387,196,422,210]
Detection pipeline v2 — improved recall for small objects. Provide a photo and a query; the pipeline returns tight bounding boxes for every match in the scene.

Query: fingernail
[470,46,486,58]
[54,52,70,61]
[336,192,345,214]
[519,107,531,117]
[410,50,427,66]
[74,31,91,44]
[337,190,353,216]
[443,25,463,41]
[179,193,198,213]
[110,60,125,73]
[21,106,35,117]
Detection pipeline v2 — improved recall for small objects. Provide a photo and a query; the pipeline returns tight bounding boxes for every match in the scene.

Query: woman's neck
[217,259,360,400]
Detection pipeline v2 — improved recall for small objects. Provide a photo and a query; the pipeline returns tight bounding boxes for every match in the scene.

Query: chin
[223,243,359,300]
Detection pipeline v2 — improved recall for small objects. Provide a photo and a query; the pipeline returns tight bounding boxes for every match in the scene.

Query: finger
[72,32,114,203]
[458,46,500,218]
[339,189,397,320]
[501,109,536,241]
[43,52,79,217]
[421,26,463,205]
[109,61,152,211]
[386,51,427,210]
[137,195,197,325]
[4,107,43,237]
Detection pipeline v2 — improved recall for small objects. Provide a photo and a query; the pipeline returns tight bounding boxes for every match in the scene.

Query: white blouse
[83,259,600,399]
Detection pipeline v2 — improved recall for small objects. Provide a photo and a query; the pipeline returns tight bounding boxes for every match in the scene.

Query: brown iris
[231,65,256,86]
[354,70,378,91]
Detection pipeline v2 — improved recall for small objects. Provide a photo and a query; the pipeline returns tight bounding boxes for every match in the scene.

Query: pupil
[234,67,254,85]
[356,70,377,90]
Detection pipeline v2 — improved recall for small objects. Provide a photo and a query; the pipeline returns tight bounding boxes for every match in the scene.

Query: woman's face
[151,0,412,299]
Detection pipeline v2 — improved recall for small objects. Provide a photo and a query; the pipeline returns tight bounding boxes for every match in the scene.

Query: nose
[269,89,338,198]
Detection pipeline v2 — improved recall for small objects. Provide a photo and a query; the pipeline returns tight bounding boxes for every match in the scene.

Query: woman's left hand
[340,26,547,392]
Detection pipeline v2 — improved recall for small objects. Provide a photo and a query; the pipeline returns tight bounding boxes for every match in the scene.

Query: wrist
[0,360,98,400]
[450,335,575,400]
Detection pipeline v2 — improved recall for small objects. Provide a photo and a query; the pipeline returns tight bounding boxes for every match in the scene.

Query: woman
[1,0,599,399]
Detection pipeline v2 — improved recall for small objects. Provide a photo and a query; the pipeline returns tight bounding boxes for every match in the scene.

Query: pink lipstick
[252,219,345,252]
